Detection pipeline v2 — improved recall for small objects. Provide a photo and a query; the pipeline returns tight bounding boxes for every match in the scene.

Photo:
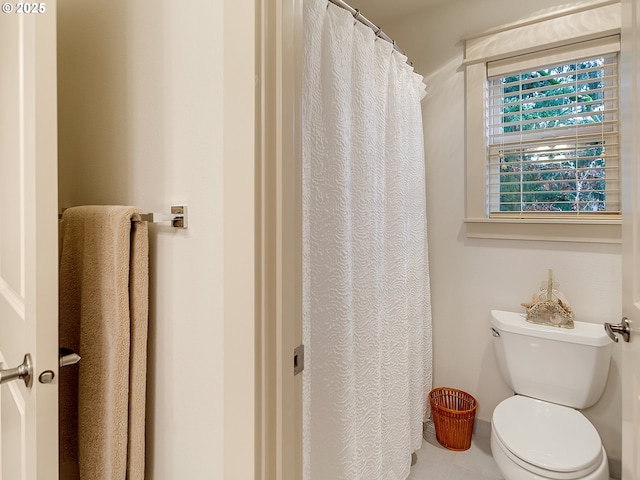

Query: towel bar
[59,205,188,229]
[138,205,188,228]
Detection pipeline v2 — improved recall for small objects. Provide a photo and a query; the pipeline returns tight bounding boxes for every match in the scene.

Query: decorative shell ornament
[520,269,574,328]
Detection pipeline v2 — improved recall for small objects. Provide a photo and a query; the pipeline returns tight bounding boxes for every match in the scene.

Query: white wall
[384,0,623,463]
[57,0,256,478]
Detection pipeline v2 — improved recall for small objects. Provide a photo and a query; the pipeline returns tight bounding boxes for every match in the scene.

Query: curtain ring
[353,9,361,20]
[375,27,382,37]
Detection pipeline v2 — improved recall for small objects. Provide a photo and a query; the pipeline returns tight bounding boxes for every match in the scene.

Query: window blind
[487,44,620,218]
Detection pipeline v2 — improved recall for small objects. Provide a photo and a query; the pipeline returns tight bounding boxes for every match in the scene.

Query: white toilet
[490,310,612,480]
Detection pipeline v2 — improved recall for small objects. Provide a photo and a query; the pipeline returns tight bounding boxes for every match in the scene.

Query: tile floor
[407,429,502,480]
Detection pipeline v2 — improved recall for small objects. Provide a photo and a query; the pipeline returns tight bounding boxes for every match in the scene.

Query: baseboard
[473,418,491,439]
[423,419,436,444]
[423,417,490,443]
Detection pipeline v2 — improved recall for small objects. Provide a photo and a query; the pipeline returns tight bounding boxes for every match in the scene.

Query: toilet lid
[492,396,602,473]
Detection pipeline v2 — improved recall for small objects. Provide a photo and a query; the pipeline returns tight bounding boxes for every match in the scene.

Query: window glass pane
[487,52,619,216]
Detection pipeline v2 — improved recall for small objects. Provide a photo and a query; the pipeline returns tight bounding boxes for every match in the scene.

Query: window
[463,3,622,242]
[487,49,619,218]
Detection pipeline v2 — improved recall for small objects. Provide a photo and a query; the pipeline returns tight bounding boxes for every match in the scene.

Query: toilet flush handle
[604,317,630,343]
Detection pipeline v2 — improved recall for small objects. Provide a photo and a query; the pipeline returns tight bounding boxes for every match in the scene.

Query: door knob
[0,354,33,388]
[59,347,81,368]
[604,317,631,343]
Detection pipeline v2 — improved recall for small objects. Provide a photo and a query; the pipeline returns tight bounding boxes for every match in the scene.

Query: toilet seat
[492,396,603,479]
[491,432,608,480]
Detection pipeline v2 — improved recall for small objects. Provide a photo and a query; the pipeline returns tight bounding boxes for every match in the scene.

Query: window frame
[487,41,619,218]
[463,1,622,243]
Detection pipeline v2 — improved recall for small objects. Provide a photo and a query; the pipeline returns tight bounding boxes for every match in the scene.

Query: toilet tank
[490,310,612,409]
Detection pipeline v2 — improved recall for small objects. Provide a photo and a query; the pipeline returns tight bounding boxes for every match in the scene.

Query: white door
[0,2,59,479]
[621,0,640,478]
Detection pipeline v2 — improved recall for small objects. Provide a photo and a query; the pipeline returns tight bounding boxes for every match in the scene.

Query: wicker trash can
[429,387,477,451]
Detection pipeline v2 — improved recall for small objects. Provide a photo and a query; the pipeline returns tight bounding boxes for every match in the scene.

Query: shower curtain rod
[327,0,413,66]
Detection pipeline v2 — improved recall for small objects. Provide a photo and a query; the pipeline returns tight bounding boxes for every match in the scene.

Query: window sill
[464,218,622,244]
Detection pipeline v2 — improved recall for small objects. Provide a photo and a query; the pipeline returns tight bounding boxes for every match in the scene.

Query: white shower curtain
[302,1,432,479]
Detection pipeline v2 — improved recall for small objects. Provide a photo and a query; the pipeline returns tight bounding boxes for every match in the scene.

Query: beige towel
[59,206,149,480]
